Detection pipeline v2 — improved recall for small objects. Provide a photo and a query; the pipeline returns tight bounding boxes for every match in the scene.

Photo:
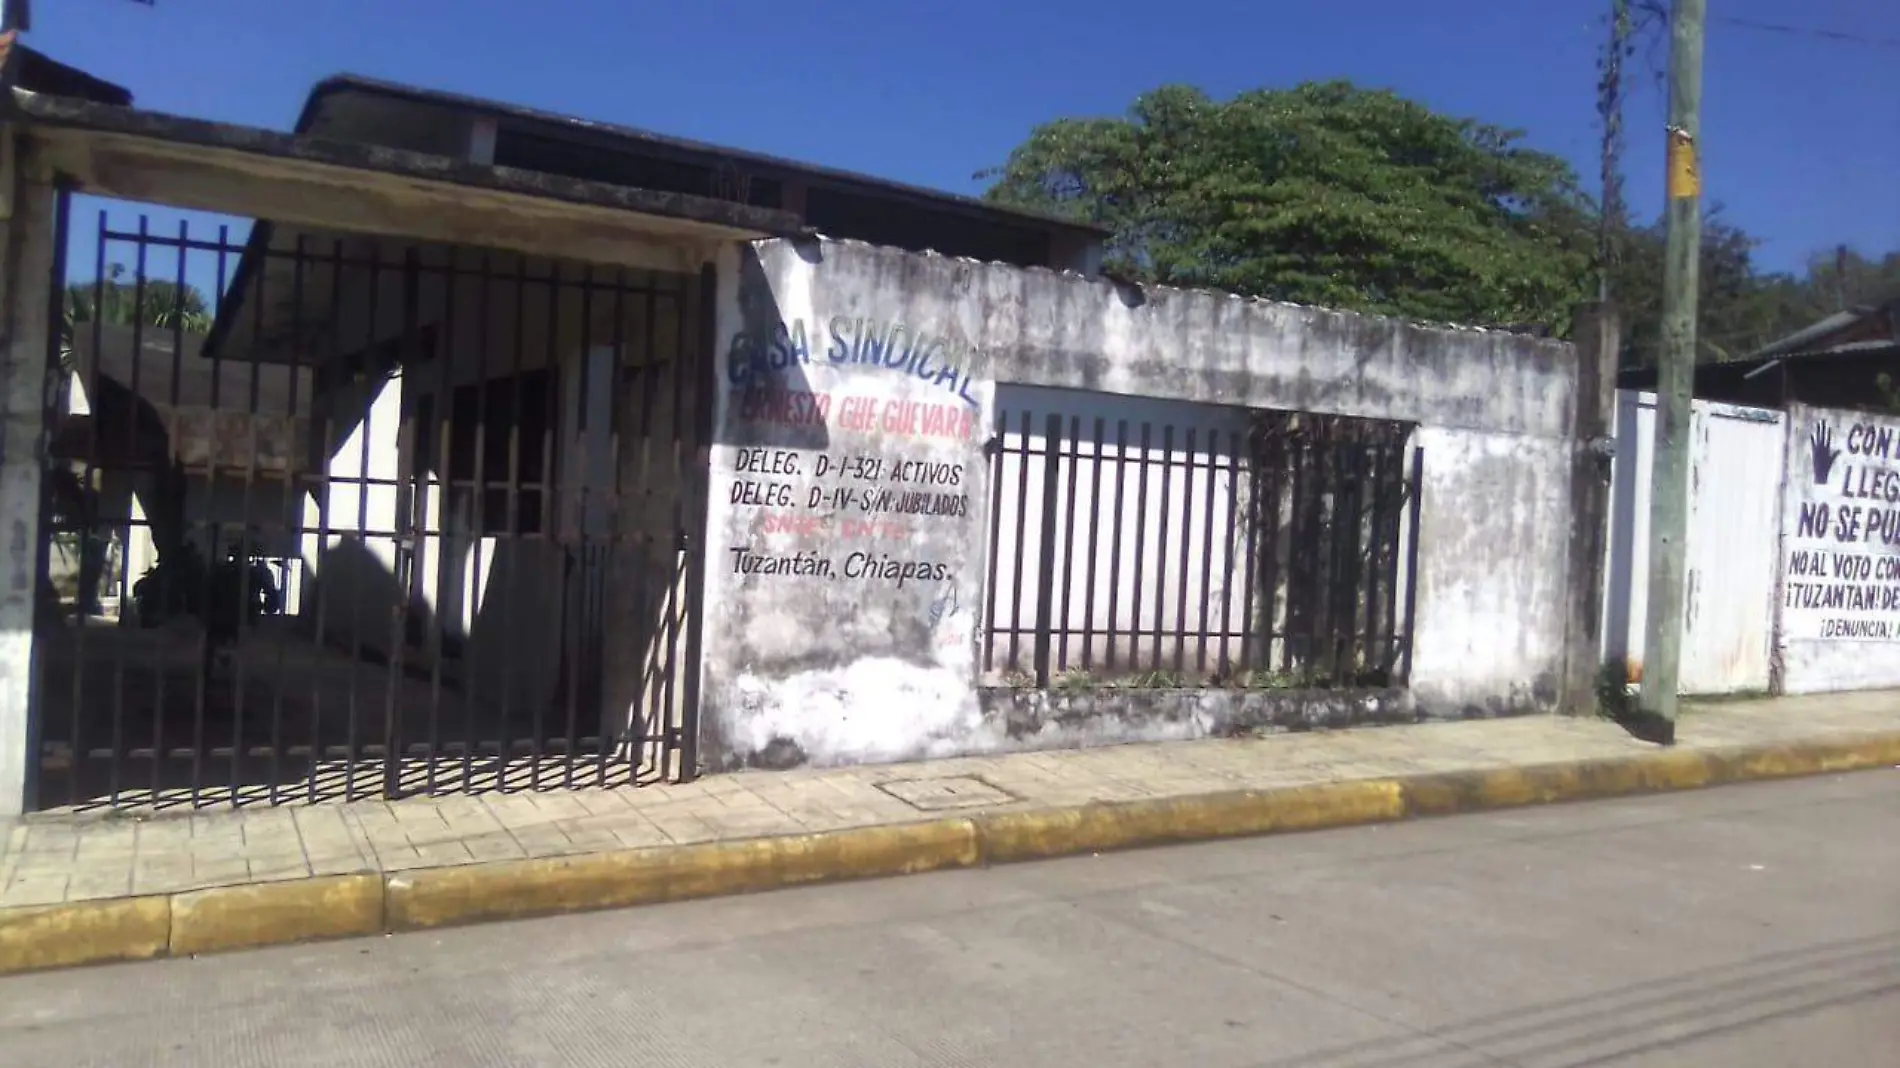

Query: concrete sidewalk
[3,691,1898,974]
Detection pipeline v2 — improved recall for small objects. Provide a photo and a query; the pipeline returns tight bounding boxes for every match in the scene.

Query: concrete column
[1559,303,1621,717]
[688,242,744,774]
[0,136,55,815]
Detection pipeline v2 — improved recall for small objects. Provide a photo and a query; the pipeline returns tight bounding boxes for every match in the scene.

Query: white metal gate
[1602,391,1784,694]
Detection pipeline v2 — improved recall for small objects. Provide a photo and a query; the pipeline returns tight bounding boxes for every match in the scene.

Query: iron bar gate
[982,404,1420,688]
[32,196,712,809]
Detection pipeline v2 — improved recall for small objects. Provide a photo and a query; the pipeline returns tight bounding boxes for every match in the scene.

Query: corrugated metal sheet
[1602,391,1784,694]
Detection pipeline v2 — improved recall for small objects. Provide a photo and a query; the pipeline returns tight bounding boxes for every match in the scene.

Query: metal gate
[32,194,713,808]
[1602,390,1784,694]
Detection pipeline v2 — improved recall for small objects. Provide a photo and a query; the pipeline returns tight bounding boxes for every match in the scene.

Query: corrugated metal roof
[1749,294,1899,359]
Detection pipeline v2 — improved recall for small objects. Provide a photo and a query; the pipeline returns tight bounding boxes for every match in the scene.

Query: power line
[1714,14,1900,51]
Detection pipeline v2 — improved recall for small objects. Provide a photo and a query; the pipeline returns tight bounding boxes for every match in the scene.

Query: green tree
[66,262,213,331]
[1611,229,1898,369]
[1609,210,1826,367]
[60,264,213,372]
[1799,248,1900,315]
[983,81,1594,331]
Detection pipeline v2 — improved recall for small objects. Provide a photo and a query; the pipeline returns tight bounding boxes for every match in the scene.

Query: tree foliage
[983,81,1594,330]
[985,80,1893,364]
[1612,227,1900,367]
[59,264,213,373]
[65,263,213,334]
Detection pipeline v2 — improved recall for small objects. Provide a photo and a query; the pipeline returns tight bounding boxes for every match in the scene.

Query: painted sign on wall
[1782,411,1900,641]
[719,315,981,591]
[697,280,999,770]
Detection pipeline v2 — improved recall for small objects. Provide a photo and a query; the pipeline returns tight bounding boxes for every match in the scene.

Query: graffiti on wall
[726,316,984,408]
[1783,414,1900,641]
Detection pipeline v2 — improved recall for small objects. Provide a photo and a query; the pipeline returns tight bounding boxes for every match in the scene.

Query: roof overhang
[298,73,1112,243]
[10,90,805,269]
[0,33,132,105]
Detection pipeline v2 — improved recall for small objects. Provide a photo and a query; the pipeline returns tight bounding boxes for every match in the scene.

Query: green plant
[1234,669,1300,690]
[1878,373,1900,414]
[1596,663,1637,721]
[59,266,214,373]
[1052,669,1096,691]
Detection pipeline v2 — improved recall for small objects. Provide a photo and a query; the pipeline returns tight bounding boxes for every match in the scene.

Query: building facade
[1,71,1598,813]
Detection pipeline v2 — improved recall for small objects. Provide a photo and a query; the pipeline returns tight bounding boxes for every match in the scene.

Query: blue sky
[30,0,1899,287]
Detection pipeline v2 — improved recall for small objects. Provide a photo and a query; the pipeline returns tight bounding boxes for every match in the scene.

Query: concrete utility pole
[1637,0,1706,742]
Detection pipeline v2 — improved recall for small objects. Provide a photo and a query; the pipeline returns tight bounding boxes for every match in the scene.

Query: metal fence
[982,405,1420,689]
[33,197,711,809]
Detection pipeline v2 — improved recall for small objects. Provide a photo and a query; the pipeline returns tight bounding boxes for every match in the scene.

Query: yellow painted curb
[1401,733,1900,819]
[1705,733,1900,783]
[170,874,385,957]
[974,780,1407,864]
[0,896,170,974]
[385,817,980,932]
[1401,750,1712,818]
[1,729,1896,975]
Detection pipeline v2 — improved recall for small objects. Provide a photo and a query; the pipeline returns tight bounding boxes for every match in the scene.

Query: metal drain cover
[876,776,1014,811]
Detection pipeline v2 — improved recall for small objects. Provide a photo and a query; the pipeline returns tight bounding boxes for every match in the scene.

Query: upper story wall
[776,239,1574,439]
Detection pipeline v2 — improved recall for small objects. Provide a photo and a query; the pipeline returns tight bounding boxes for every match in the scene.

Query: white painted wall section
[1602,391,1783,695]
[1406,426,1569,715]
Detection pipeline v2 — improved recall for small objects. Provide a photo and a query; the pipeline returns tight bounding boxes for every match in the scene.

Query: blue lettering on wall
[728,315,982,408]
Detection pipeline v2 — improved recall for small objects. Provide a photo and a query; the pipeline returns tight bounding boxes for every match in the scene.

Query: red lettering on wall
[738,388,833,427]
[759,511,826,536]
[839,518,908,540]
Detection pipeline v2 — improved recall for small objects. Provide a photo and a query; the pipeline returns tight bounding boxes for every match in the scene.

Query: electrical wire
[1715,14,1900,52]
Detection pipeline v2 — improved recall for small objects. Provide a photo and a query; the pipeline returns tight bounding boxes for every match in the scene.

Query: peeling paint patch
[724,658,988,769]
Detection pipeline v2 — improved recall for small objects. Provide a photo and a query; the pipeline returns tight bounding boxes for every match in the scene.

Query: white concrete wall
[699,238,1581,771]
[701,243,994,769]
[1602,391,1784,695]
[1407,426,1569,714]
[299,368,410,649]
[0,169,54,815]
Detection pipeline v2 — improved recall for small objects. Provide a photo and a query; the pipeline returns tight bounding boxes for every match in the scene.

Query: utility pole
[1637,0,1706,742]
[1597,0,1630,304]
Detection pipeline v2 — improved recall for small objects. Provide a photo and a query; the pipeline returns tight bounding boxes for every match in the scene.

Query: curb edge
[2,730,1895,975]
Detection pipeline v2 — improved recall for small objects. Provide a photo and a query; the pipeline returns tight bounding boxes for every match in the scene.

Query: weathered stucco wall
[699,238,1580,770]
[699,243,997,770]
[1775,403,1900,694]
[1407,426,1569,716]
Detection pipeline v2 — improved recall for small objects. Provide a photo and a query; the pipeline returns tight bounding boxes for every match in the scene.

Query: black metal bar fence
[31,197,709,809]
[982,402,1421,688]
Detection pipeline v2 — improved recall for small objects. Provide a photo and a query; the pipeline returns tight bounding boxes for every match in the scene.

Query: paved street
[3,772,1895,1067]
